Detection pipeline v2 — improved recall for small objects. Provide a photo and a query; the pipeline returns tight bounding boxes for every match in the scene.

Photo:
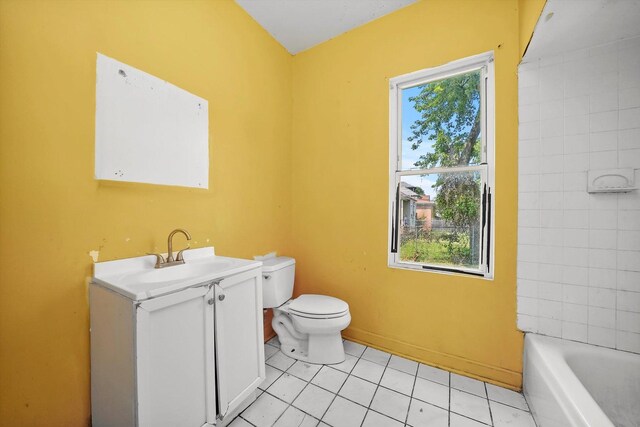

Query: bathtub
[523,333,640,427]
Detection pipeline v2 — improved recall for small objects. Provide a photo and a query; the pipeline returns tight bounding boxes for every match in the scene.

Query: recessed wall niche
[95,53,209,188]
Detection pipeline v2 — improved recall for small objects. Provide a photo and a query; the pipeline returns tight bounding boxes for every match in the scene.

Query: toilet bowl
[273,295,351,364]
[261,256,351,365]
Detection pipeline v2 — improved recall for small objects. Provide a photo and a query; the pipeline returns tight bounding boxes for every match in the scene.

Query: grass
[399,232,472,266]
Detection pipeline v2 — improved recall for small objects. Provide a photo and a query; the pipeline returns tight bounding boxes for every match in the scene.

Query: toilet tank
[261,256,295,308]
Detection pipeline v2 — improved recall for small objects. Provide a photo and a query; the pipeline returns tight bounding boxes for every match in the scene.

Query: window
[388,52,494,278]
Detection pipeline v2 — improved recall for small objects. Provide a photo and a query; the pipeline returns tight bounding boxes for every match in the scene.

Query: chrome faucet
[149,228,192,268]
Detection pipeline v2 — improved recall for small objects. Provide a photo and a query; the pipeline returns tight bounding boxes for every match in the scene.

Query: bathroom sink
[132,259,233,284]
[93,247,261,301]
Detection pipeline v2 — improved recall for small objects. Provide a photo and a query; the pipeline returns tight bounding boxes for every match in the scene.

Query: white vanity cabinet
[213,270,265,420]
[135,285,214,427]
[90,250,264,427]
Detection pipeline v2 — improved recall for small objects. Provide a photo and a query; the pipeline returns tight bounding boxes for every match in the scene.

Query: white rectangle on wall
[95,53,209,188]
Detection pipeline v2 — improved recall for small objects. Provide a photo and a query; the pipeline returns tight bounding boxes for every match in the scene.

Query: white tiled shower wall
[517,36,640,353]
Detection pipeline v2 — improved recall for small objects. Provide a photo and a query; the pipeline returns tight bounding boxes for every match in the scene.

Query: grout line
[403,362,419,426]
[259,365,285,392]
[268,359,326,426]
[251,340,536,427]
[484,382,495,427]
[359,352,393,427]
[450,412,492,426]
[365,407,408,426]
[487,397,532,412]
[448,385,536,425]
[238,414,257,426]
[520,388,538,425]
[448,372,451,427]
[315,341,369,427]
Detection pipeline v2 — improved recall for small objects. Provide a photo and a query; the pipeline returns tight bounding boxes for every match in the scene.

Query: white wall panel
[517,36,640,353]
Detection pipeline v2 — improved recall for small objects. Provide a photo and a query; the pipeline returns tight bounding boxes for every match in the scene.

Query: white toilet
[262,256,351,365]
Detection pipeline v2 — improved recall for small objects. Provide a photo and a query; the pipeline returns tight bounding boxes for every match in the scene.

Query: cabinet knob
[208,298,214,305]
[218,294,225,301]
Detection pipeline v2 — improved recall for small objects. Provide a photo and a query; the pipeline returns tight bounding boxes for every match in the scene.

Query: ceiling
[235,0,418,54]
[524,0,640,60]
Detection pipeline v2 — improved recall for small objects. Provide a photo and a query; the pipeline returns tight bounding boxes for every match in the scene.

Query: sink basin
[132,260,233,284]
[92,247,262,301]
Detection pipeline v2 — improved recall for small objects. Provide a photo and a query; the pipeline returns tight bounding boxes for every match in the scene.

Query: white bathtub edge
[523,333,614,427]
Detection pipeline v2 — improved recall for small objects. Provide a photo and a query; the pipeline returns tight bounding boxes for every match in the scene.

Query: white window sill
[388,262,494,280]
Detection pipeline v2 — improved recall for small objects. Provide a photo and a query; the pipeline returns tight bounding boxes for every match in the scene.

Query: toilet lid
[289,294,349,316]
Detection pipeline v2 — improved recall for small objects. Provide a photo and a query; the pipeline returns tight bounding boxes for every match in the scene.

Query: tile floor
[230,338,537,427]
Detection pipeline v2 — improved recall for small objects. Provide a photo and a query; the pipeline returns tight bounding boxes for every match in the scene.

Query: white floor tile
[241,392,288,427]
[267,336,280,347]
[351,358,385,383]
[491,400,537,427]
[311,366,348,393]
[451,373,487,398]
[343,340,366,357]
[330,353,359,373]
[266,351,296,371]
[322,396,367,427]
[293,383,335,420]
[412,377,449,410]
[264,344,278,360]
[243,343,539,427]
[362,347,392,366]
[406,398,448,427]
[388,355,419,375]
[259,365,284,390]
[380,367,415,396]
[273,405,319,427]
[370,386,411,422]
[267,373,307,403]
[486,383,529,410]
[417,363,450,386]
[450,412,489,427]
[228,416,253,427]
[362,409,404,427]
[287,360,322,381]
[450,389,492,425]
[338,375,377,407]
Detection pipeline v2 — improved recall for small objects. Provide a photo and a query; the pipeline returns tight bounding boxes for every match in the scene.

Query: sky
[400,85,438,198]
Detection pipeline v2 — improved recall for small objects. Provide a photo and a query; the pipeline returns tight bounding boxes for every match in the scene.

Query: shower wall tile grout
[517,35,640,354]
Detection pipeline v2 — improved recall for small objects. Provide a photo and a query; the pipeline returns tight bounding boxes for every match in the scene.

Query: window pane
[399,171,483,270]
[401,69,482,170]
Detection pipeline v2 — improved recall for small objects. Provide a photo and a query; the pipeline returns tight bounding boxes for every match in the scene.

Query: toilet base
[271,306,349,365]
[280,332,346,365]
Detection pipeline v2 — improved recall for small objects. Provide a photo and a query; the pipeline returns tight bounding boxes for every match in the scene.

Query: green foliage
[400,233,472,267]
[407,71,482,230]
[434,172,481,228]
[400,236,449,263]
[438,232,472,265]
[408,72,481,168]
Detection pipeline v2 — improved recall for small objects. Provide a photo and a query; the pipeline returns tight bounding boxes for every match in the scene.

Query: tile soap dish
[587,168,637,193]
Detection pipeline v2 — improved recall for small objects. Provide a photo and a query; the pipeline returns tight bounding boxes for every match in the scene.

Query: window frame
[388,52,495,279]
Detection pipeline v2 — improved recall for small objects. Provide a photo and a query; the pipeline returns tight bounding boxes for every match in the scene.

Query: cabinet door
[214,270,265,420]
[136,285,215,427]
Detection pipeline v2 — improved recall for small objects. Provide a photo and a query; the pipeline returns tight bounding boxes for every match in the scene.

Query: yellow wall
[291,0,525,389]
[0,1,291,425]
[0,0,547,424]
[519,0,547,57]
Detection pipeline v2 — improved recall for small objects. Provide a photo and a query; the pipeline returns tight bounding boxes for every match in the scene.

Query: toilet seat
[290,310,349,320]
[289,294,349,319]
